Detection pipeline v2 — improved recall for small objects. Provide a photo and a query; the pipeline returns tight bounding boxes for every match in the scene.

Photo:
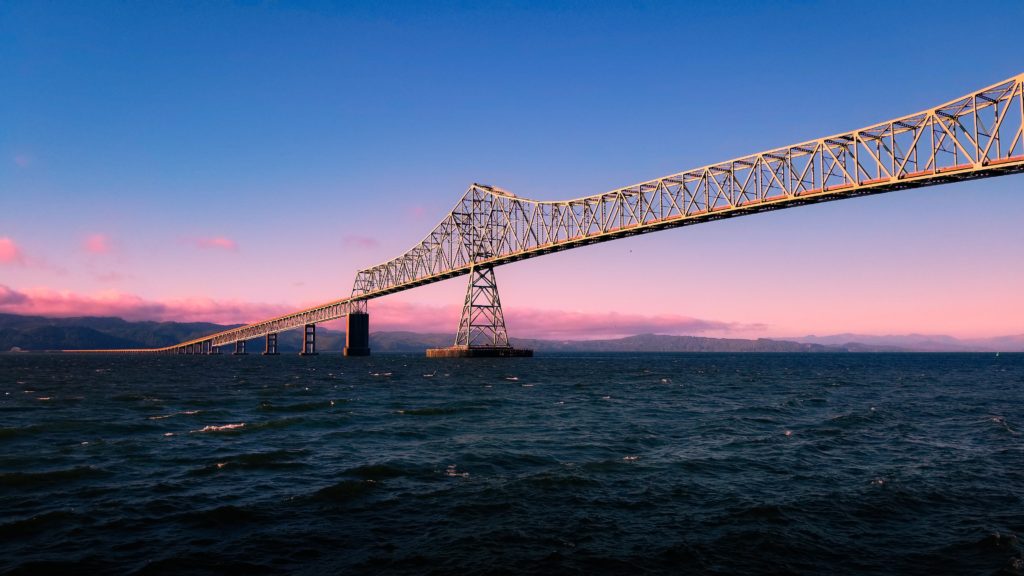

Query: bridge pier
[233,340,247,355]
[209,344,221,355]
[344,312,370,356]
[300,324,317,356]
[426,265,532,358]
[263,333,279,355]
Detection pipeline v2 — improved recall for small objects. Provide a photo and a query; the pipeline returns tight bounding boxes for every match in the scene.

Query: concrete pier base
[233,340,247,355]
[263,333,279,356]
[300,324,318,356]
[426,346,533,358]
[343,312,371,356]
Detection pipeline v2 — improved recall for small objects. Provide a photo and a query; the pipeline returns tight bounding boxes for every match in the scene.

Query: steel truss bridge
[113,72,1024,355]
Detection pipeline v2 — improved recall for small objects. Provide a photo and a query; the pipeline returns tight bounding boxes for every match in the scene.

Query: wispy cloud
[507,308,764,339]
[195,236,238,251]
[365,301,761,340]
[341,235,379,249]
[13,154,31,168]
[404,204,429,220]
[0,284,290,324]
[84,233,112,254]
[0,283,761,338]
[95,271,128,283]
[0,237,25,265]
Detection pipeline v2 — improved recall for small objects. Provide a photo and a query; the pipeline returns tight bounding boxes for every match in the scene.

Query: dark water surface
[1,353,1022,575]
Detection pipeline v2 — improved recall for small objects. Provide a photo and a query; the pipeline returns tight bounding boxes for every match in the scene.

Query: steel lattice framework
[454,266,511,348]
[110,73,1024,354]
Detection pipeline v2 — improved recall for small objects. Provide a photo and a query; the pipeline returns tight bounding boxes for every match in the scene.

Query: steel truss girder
[110,73,1024,354]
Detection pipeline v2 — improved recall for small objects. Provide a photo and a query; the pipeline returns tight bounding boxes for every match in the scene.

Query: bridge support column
[344,312,370,356]
[263,333,279,355]
[209,345,221,355]
[233,340,247,355]
[300,324,317,356]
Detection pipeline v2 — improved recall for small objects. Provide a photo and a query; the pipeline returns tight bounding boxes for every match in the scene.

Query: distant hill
[7,312,1016,353]
[0,313,242,351]
[795,333,1024,353]
[0,312,881,353]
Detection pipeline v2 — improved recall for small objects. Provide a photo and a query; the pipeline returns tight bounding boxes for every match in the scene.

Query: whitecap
[445,464,469,478]
[191,423,246,433]
[149,410,201,420]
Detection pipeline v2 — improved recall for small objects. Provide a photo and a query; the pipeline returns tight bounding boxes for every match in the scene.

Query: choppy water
[1,353,1023,575]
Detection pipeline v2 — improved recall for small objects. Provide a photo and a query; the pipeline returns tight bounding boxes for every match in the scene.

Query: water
[1,353,1022,575]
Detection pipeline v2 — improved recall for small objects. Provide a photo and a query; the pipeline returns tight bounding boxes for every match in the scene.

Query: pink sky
[2,181,1023,340]
[2,2,1022,342]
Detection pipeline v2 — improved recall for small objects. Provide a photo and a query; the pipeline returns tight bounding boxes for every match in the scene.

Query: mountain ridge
[2,312,1019,353]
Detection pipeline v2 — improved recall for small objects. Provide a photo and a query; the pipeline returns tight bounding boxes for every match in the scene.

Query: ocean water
[1,353,1022,575]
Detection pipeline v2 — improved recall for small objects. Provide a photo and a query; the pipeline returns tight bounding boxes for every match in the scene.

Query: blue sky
[1,0,1023,338]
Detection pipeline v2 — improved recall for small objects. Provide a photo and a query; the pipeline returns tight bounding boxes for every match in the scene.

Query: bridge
[106,72,1024,356]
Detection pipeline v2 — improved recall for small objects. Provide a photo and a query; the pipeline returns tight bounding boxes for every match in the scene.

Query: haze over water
[2,353,1022,574]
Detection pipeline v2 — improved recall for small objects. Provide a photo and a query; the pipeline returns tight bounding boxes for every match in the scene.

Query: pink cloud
[505,308,761,340]
[13,154,31,167]
[195,236,238,251]
[342,235,380,249]
[84,233,112,254]
[364,300,758,339]
[95,271,128,283]
[404,204,429,220]
[0,237,25,265]
[0,284,753,338]
[0,284,291,324]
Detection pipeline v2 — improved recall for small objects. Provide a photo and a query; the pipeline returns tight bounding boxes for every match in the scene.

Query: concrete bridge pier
[344,312,370,356]
[300,324,317,356]
[209,344,221,355]
[263,333,279,356]
[233,340,247,355]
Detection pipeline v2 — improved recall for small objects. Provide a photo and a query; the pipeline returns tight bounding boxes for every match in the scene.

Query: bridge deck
[85,73,1024,354]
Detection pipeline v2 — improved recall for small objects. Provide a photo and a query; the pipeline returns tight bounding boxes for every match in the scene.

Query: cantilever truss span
[125,73,1024,354]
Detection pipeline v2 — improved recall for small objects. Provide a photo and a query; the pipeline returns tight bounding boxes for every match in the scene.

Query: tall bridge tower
[427,185,533,357]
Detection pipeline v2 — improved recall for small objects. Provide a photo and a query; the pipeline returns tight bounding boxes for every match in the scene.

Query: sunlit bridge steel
[92,73,1024,356]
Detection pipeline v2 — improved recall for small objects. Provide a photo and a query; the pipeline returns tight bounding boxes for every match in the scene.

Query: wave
[344,463,412,481]
[190,423,245,433]
[257,399,346,413]
[148,410,201,420]
[180,504,261,529]
[311,479,378,503]
[397,404,489,416]
[0,510,82,539]
[0,466,109,487]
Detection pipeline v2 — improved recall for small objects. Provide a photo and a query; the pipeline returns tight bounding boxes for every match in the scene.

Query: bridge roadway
[97,72,1024,354]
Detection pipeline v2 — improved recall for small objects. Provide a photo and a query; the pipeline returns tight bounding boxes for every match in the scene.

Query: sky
[1,0,1023,340]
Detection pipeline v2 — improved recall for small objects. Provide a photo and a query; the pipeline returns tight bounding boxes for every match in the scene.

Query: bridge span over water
[102,73,1024,356]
